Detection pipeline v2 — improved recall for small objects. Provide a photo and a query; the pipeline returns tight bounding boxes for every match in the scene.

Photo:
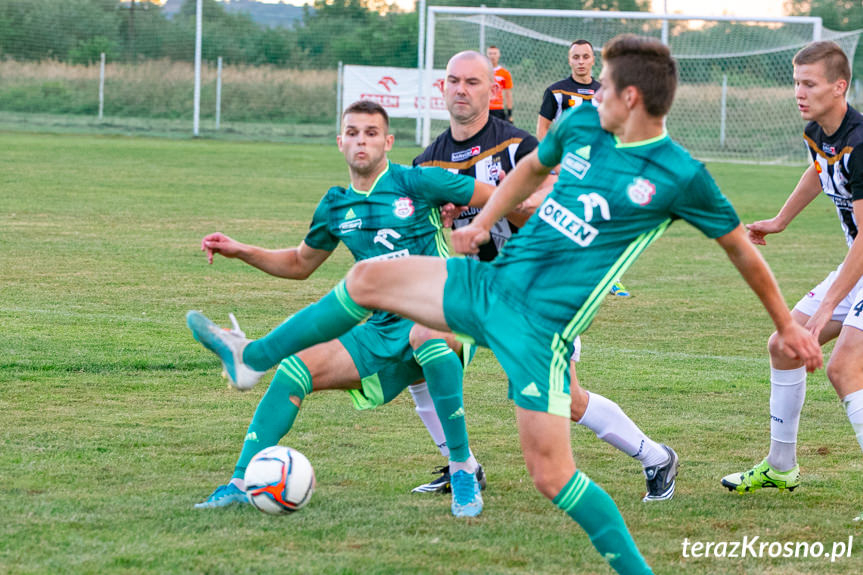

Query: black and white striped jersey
[804,105,863,248]
[413,116,538,261]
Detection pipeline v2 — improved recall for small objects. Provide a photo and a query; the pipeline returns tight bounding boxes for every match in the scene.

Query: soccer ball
[244,446,315,515]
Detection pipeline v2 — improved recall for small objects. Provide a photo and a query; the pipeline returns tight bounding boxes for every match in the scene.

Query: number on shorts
[854,299,863,317]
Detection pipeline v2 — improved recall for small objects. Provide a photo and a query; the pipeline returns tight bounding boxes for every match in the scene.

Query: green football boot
[721,458,800,493]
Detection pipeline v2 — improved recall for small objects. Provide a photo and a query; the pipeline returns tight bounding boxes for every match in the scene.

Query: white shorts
[570,335,582,363]
[793,265,863,330]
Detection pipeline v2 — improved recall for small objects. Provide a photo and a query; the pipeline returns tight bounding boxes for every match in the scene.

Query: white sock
[766,367,806,471]
[577,391,667,468]
[229,477,245,491]
[843,388,863,453]
[409,381,449,458]
[450,454,478,475]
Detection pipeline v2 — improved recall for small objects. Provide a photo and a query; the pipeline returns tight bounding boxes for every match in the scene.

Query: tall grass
[0,59,337,122]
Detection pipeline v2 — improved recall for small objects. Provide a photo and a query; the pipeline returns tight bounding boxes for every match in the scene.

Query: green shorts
[442,257,572,418]
[339,316,423,411]
[339,314,477,411]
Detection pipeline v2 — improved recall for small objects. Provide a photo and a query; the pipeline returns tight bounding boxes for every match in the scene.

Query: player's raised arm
[452,151,551,254]
[452,176,550,229]
[715,224,823,372]
[201,232,331,280]
[747,164,822,245]
[464,180,497,208]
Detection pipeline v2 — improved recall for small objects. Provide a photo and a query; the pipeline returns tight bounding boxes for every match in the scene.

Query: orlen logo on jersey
[538,197,599,247]
[627,178,656,206]
[451,146,481,162]
[393,197,414,218]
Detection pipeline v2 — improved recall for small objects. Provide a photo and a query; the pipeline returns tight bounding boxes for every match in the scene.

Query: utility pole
[128,0,136,61]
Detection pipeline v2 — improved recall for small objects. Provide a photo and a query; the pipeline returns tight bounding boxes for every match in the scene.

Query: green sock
[413,339,469,462]
[553,471,653,575]
[231,355,312,480]
[242,280,370,371]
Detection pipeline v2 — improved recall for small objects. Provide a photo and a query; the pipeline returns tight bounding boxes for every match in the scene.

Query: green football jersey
[304,161,474,322]
[490,105,740,339]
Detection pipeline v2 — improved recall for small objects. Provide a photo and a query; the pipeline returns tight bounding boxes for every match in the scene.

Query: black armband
[506,108,513,121]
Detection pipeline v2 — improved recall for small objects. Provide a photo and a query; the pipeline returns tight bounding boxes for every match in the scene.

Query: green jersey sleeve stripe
[562,219,671,341]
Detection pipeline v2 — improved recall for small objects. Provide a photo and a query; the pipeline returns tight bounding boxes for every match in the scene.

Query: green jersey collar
[349,161,390,196]
[614,131,668,149]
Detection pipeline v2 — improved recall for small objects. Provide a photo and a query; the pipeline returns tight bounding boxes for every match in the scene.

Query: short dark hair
[342,100,390,129]
[793,41,851,88]
[487,45,499,50]
[570,39,594,51]
[602,34,677,117]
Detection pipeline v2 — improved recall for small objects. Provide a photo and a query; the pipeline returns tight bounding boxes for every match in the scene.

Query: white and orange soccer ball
[244,446,315,515]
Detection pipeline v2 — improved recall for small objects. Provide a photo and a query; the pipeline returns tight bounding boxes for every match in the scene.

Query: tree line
[0,0,648,68]
[0,0,855,73]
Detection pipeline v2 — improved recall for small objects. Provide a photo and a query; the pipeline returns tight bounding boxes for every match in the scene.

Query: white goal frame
[420,6,824,150]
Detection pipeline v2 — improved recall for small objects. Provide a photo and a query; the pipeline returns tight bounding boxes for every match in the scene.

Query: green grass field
[2,131,861,575]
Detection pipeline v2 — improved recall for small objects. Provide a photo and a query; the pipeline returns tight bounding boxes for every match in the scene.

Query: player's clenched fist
[452,224,490,255]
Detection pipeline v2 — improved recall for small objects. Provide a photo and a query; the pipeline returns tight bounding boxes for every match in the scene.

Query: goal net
[424,7,861,164]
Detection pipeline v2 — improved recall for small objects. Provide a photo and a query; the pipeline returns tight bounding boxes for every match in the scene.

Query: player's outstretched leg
[187,279,371,389]
[194,354,311,508]
[572,381,678,501]
[186,311,266,390]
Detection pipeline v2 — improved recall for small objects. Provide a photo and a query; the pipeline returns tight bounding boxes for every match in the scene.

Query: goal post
[422,6,860,164]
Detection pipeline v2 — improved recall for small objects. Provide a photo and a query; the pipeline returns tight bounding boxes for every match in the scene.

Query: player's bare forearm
[717,225,823,371]
[775,164,822,227]
[235,242,329,280]
[717,225,793,331]
[506,174,557,228]
[747,167,821,244]
[472,151,550,232]
[466,181,497,209]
